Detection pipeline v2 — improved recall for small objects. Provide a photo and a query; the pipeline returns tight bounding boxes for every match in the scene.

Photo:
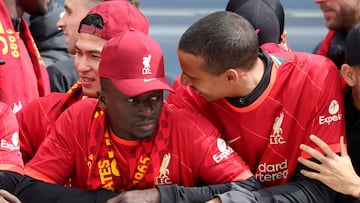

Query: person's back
[0,0,50,113]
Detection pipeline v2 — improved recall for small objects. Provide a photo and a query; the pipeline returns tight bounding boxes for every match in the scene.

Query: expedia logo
[319,100,342,125]
[213,138,234,163]
[1,132,20,151]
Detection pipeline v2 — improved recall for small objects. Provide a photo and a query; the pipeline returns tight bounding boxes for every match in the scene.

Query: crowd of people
[0,0,359,202]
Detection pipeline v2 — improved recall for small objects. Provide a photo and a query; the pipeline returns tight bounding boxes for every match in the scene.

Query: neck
[236,57,265,97]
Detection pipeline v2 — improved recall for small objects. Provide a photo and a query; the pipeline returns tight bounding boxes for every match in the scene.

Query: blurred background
[57,0,328,79]
[139,0,327,79]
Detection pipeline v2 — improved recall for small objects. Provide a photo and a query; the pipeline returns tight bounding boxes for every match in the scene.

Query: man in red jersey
[16,0,149,164]
[298,23,360,203]
[15,29,255,202]
[0,0,50,113]
[0,101,24,203]
[161,11,345,203]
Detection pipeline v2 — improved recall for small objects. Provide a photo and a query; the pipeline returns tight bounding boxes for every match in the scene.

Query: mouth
[80,76,95,86]
[135,120,157,131]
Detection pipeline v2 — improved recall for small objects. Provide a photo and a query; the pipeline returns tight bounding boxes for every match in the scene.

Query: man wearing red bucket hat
[15,30,256,202]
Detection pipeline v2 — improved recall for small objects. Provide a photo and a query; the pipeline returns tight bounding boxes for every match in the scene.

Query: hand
[0,189,21,203]
[206,197,221,203]
[106,188,159,203]
[298,135,360,198]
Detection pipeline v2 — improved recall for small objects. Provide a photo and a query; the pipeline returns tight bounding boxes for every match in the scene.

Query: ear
[98,90,107,109]
[223,68,239,84]
[279,31,290,51]
[341,64,356,87]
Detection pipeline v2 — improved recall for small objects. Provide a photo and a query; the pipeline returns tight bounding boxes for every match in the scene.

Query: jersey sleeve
[0,102,24,175]
[301,59,345,159]
[24,108,76,185]
[171,106,252,183]
[167,77,224,131]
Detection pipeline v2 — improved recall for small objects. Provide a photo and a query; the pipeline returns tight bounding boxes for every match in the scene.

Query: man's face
[74,33,107,97]
[314,0,359,30]
[57,0,91,54]
[19,0,49,16]
[99,79,164,140]
[177,49,229,101]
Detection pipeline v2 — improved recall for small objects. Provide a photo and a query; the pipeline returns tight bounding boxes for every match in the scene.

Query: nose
[57,12,66,29]
[180,73,191,86]
[138,101,154,117]
[75,55,91,73]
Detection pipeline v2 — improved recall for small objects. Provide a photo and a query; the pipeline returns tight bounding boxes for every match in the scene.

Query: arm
[298,135,360,198]
[14,176,117,203]
[158,177,261,203]
[106,177,260,203]
[207,163,335,203]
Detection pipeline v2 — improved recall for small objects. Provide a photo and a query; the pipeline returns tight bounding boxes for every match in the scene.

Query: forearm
[0,171,23,193]
[252,177,334,203]
[14,176,118,203]
[158,177,260,203]
[218,163,335,203]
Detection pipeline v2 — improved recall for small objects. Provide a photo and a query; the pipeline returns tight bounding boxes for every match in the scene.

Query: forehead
[177,49,208,75]
[76,33,107,52]
[64,0,90,12]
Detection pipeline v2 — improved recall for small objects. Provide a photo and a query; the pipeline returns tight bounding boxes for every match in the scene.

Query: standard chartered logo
[319,100,342,125]
[255,160,288,182]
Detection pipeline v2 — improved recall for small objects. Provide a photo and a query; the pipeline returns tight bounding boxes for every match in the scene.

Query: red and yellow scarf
[87,105,170,192]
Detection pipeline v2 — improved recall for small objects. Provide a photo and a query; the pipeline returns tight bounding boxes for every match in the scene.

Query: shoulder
[165,102,219,136]
[18,92,66,115]
[272,51,338,74]
[62,98,98,115]
[0,102,15,122]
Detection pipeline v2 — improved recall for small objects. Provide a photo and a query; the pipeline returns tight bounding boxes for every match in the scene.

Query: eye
[75,49,82,56]
[150,95,160,101]
[91,54,101,60]
[127,97,138,103]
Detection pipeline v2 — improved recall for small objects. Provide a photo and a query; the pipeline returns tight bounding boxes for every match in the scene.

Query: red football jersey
[0,1,50,112]
[0,102,23,174]
[168,51,345,187]
[16,82,84,163]
[25,99,252,191]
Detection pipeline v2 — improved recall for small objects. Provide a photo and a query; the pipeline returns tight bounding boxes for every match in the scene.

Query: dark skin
[98,78,164,140]
[4,0,49,19]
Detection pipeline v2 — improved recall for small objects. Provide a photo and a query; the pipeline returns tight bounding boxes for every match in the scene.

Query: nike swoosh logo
[144,78,156,82]
[227,136,241,144]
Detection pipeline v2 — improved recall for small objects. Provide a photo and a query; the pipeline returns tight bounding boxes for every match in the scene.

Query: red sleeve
[0,102,24,174]
[167,77,224,131]
[24,99,96,186]
[169,106,252,184]
[24,105,77,185]
[301,58,345,158]
[16,93,66,163]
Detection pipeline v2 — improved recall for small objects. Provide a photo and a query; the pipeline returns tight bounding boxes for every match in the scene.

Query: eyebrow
[74,44,101,54]
[182,71,197,80]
